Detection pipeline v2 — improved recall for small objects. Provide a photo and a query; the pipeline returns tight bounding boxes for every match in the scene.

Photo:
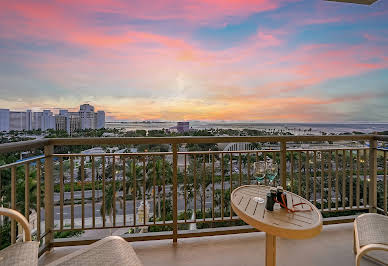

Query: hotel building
[0,105,105,133]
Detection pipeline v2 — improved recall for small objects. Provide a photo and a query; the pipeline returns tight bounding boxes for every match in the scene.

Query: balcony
[38,223,387,266]
[0,135,387,265]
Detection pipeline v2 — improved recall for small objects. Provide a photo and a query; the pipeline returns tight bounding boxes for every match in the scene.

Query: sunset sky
[0,0,387,122]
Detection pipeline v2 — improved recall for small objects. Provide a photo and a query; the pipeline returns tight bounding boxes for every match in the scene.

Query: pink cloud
[1,0,387,121]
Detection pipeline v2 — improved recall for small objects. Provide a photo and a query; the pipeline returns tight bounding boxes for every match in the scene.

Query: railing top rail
[0,155,45,170]
[46,135,375,146]
[0,134,385,154]
[0,139,49,153]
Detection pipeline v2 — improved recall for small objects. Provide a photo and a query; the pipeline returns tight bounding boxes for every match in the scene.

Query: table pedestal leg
[265,233,276,266]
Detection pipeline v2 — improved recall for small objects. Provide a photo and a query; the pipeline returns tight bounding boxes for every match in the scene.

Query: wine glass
[253,161,266,203]
[266,163,278,186]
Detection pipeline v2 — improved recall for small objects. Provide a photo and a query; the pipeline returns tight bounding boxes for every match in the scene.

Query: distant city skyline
[0,104,105,133]
[0,0,387,122]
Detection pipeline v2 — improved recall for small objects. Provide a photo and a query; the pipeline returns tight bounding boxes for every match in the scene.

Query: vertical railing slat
[356,150,360,209]
[229,153,233,219]
[342,150,346,209]
[70,157,75,229]
[162,155,166,223]
[25,163,30,222]
[280,142,287,189]
[363,150,367,208]
[321,151,325,211]
[384,151,387,213]
[102,156,106,228]
[349,150,353,209]
[263,151,268,186]
[172,144,178,243]
[220,153,223,220]
[92,156,95,228]
[59,158,64,230]
[238,152,242,186]
[112,156,116,227]
[298,152,302,196]
[212,154,215,220]
[183,154,187,222]
[81,156,85,229]
[193,154,197,221]
[153,156,157,225]
[313,151,317,206]
[335,150,339,211]
[11,166,16,244]
[328,151,332,211]
[205,154,208,222]
[305,151,309,201]
[290,151,294,192]
[133,157,136,226]
[36,161,41,241]
[122,156,126,226]
[143,157,146,225]
[247,153,251,184]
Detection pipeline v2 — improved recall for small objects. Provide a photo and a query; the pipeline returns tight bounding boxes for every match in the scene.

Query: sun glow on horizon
[0,0,387,122]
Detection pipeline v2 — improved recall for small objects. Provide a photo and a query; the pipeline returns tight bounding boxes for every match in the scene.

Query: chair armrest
[0,207,32,241]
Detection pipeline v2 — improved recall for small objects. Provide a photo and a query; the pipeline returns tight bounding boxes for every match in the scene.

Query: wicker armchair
[354,213,388,266]
[1,207,143,266]
[0,207,39,266]
[46,236,143,266]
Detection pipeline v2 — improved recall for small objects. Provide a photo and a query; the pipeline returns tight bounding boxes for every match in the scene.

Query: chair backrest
[0,207,32,241]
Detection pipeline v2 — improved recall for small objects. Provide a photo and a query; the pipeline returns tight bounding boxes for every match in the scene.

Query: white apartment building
[0,109,10,132]
[42,110,55,131]
[0,104,105,133]
[9,111,31,131]
[96,110,105,129]
[32,111,55,131]
[79,104,95,129]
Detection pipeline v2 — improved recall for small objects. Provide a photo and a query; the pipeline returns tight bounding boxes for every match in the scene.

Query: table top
[231,185,322,239]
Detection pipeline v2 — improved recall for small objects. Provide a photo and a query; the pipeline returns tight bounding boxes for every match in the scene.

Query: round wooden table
[231,185,323,266]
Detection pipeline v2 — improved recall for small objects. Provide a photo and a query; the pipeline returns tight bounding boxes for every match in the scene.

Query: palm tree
[100,183,114,225]
[145,157,172,219]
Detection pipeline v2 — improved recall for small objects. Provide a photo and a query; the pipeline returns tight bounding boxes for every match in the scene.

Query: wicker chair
[0,207,39,266]
[354,213,388,266]
[1,207,143,266]
[46,236,143,266]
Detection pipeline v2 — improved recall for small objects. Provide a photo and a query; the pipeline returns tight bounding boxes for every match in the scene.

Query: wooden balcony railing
[0,135,386,255]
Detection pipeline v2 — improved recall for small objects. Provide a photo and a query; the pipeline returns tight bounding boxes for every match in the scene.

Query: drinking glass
[253,161,266,203]
[266,163,278,186]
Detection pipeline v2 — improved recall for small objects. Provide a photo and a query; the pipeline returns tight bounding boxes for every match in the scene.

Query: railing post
[44,145,54,248]
[369,139,377,213]
[172,143,178,243]
[280,141,287,189]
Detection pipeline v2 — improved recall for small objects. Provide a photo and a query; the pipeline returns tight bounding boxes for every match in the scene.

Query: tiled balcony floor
[39,223,387,266]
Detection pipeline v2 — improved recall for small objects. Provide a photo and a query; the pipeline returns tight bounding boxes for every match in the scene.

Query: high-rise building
[0,104,105,133]
[55,115,68,132]
[9,111,27,131]
[79,104,95,130]
[96,111,105,129]
[69,113,81,133]
[55,110,70,133]
[32,112,43,130]
[0,109,10,132]
[41,110,55,131]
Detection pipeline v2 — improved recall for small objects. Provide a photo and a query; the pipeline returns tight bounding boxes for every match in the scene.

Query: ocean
[105,122,388,135]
